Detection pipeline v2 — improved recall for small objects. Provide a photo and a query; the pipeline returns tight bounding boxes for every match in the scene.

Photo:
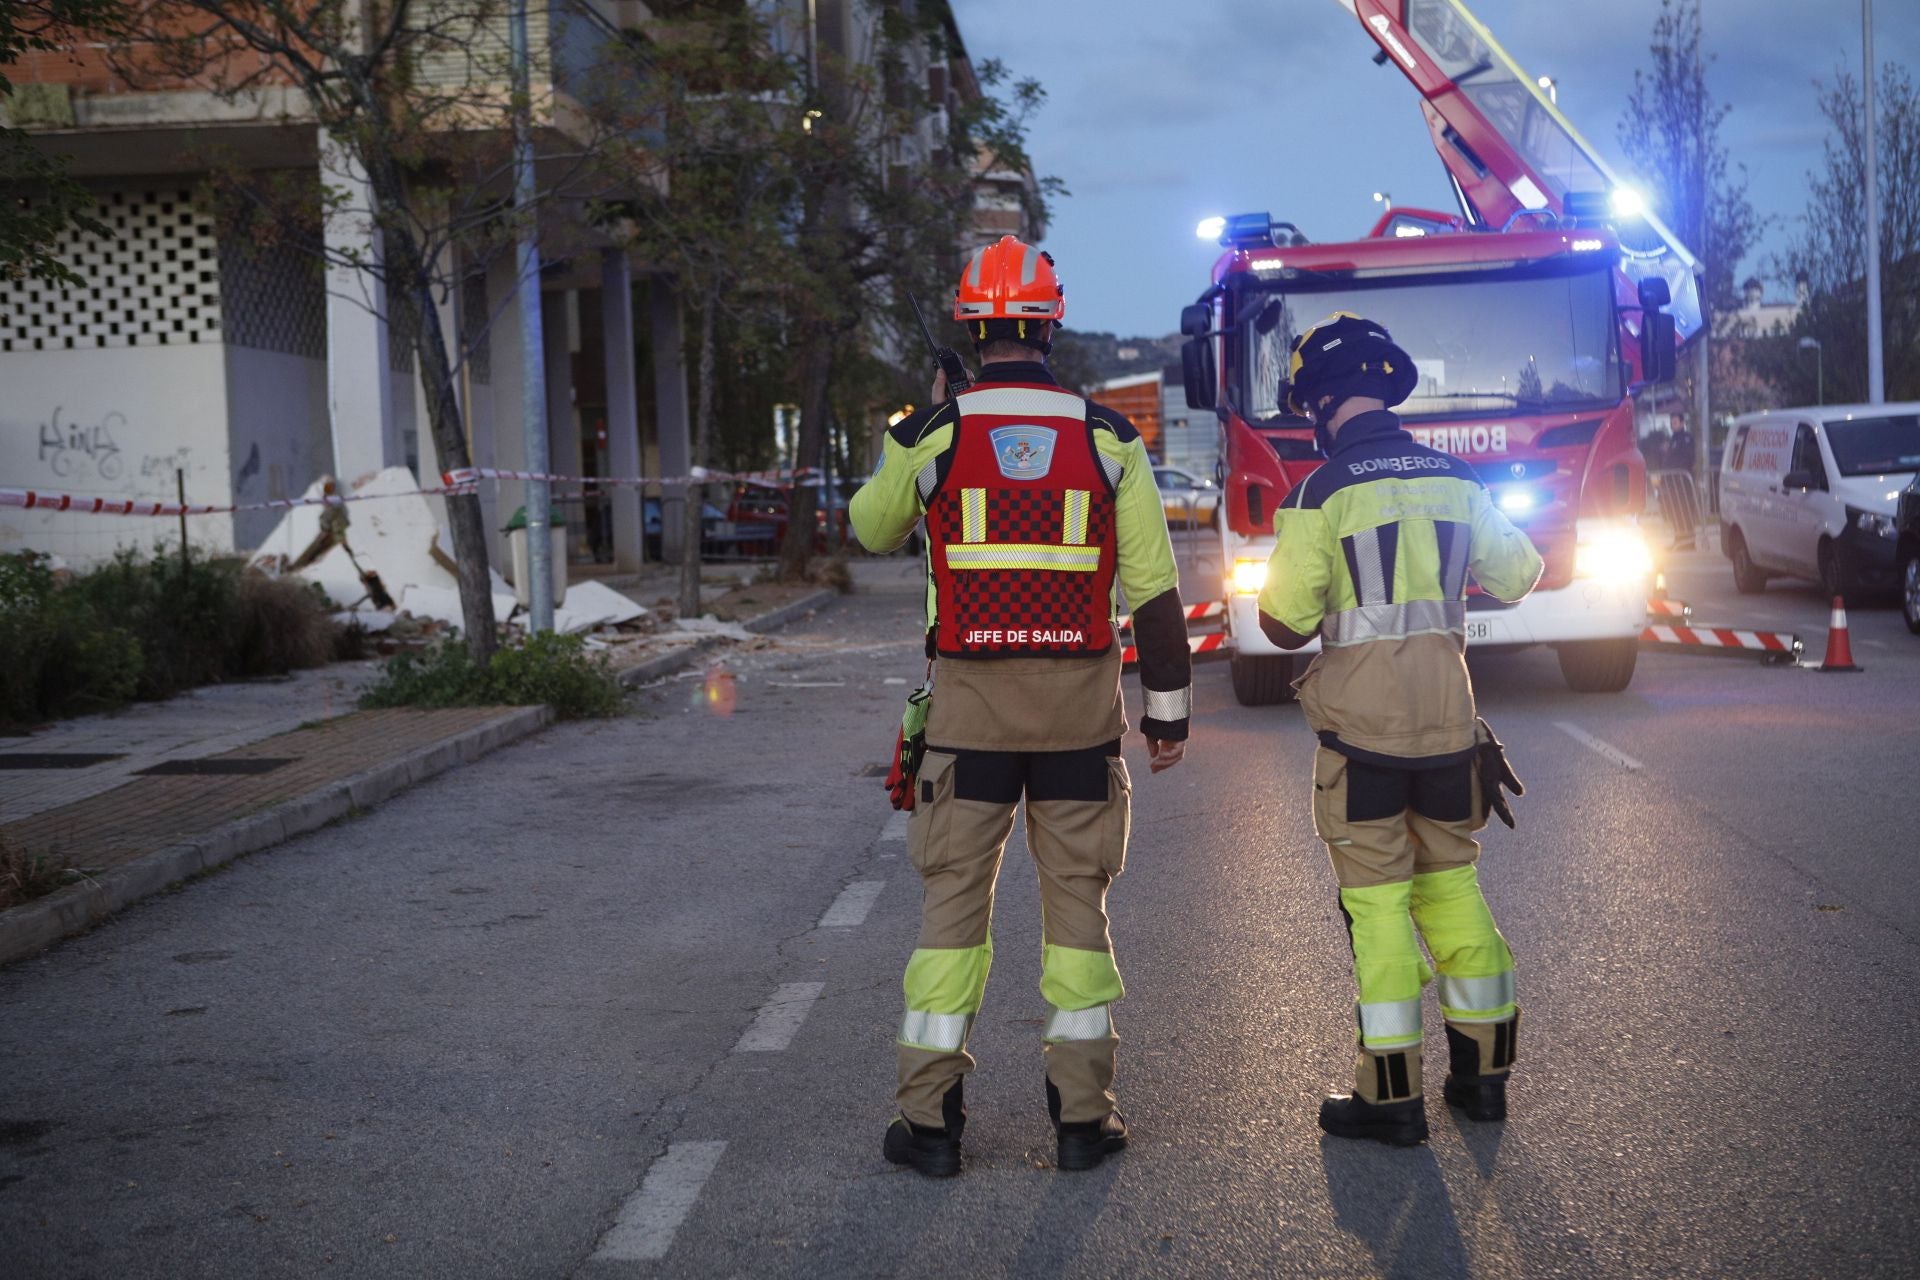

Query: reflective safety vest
[926,384,1120,658]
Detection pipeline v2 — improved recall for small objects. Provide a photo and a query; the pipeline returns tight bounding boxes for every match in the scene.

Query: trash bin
[504,505,568,609]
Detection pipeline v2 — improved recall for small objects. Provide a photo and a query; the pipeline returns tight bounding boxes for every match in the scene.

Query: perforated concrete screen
[0,189,223,353]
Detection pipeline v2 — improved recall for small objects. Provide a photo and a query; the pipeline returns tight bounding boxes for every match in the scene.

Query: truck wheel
[1728,528,1768,594]
[1230,652,1297,706]
[1557,638,1638,693]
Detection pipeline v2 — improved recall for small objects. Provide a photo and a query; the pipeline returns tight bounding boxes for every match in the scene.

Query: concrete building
[2,0,1012,575]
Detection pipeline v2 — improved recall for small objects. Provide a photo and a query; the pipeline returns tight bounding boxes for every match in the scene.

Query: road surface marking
[1553,722,1644,771]
[879,810,909,842]
[589,1140,727,1263]
[818,880,885,928]
[735,982,826,1052]
[767,680,846,688]
[1861,638,1889,649]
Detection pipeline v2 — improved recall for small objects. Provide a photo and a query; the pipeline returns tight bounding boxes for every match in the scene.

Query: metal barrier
[1649,469,1709,552]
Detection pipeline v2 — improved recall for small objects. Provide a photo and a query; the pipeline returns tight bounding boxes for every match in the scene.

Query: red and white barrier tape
[0,483,475,519]
[1646,598,1691,619]
[2,464,830,521]
[1121,631,1228,666]
[1117,600,1223,632]
[1640,623,1803,658]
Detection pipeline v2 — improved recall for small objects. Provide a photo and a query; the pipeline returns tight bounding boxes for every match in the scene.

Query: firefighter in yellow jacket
[851,237,1193,1177]
[1258,313,1542,1146]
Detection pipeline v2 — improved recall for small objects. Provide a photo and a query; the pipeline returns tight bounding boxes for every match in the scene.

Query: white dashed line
[734,982,826,1052]
[590,1140,727,1263]
[879,810,909,842]
[1553,721,1644,771]
[818,880,885,928]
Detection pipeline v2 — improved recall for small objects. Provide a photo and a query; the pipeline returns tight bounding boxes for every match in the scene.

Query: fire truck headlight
[1231,557,1269,595]
[1574,525,1654,583]
[1496,486,1537,515]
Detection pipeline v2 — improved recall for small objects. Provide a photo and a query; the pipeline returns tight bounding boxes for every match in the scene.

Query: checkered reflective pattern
[931,487,1116,655]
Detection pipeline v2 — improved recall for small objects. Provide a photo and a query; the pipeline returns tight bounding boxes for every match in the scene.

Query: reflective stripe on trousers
[1358,997,1423,1050]
[1438,971,1516,1023]
[1322,599,1465,647]
[1043,1003,1114,1043]
[898,1010,974,1052]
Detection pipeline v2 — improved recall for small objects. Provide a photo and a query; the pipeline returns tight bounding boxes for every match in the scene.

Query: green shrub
[359,631,622,719]
[0,548,341,729]
[0,833,74,912]
[0,552,142,729]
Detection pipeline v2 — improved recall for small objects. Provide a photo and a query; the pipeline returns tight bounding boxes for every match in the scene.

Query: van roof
[1731,402,1920,426]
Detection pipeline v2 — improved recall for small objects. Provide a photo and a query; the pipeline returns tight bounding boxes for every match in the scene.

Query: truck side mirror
[1179,303,1211,337]
[1637,277,1672,309]
[1182,336,1217,410]
[1639,311,1677,384]
[1783,469,1822,492]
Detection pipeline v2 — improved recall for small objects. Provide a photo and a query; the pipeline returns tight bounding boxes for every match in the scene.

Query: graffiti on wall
[38,407,128,481]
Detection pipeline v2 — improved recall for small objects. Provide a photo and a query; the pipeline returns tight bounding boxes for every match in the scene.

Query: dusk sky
[957,0,1920,338]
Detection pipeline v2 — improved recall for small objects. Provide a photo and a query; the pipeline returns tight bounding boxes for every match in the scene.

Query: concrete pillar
[320,132,397,486]
[543,290,579,564]
[650,279,693,565]
[601,250,644,569]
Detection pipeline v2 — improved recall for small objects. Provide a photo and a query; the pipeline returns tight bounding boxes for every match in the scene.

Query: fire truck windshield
[1239,264,1622,423]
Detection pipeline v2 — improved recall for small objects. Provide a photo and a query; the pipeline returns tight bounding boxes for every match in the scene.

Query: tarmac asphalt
[1,548,1915,1278]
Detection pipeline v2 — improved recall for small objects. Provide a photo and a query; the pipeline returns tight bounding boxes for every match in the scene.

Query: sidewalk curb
[0,705,552,969]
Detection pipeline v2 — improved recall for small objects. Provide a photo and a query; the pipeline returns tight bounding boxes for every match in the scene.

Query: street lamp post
[1537,75,1557,104]
[1798,336,1824,406]
[1372,190,1392,215]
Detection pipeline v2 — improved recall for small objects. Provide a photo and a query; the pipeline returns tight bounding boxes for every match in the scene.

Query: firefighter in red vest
[851,236,1193,1178]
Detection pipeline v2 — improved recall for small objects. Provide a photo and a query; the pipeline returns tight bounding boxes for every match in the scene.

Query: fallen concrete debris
[553,580,651,635]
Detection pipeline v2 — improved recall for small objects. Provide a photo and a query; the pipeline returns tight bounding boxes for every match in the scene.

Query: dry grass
[0,835,74,912]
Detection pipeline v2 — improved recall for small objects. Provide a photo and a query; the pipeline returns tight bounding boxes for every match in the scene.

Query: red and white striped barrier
[1116,600,1224,633]
[1122,631,1228,666]
[1646,598,1691,619]
[442,465,824,490]
[1640,623,1803,662]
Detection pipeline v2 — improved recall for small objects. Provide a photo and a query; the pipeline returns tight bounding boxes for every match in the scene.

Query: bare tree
[1769,65,1920,403]
[106,0,639,662]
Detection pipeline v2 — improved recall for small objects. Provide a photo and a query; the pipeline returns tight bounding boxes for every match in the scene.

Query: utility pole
[510,0,554,631]
[1862,0,1885,404]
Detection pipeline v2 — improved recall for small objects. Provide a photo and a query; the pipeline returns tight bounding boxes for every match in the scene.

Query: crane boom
[1333,0,1703,340]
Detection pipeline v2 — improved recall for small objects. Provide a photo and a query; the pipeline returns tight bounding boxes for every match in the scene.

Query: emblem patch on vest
[987,425,1057,480]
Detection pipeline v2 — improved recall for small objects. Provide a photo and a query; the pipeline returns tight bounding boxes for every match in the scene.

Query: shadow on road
[1321,1136,1470,1279]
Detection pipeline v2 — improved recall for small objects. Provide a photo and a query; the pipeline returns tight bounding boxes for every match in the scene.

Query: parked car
[722,479,853,555]
[1153,465,1222,528]
[1897,471,1920,634]
[643,495,731,562]
[1718,404,1920,598]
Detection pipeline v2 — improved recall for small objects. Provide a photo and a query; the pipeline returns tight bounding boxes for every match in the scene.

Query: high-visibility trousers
[1311,747,1518,1103]
[896,741,1131,1128]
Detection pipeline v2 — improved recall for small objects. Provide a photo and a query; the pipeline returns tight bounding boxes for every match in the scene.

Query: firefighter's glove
[884,685,933,811]
[1475,717,1524,829]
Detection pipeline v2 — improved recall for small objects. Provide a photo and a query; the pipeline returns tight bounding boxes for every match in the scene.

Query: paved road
[2,556,1915,1278]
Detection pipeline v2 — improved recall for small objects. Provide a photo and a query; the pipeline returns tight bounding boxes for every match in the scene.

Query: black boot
[1048,1076,1128,1171]
[884,1081,965,1178]
[1318,1093,1429,1146]
[1443,1022,1513,1123]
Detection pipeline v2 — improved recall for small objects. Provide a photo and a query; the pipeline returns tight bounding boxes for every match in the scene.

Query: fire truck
[1183,0,1701,703]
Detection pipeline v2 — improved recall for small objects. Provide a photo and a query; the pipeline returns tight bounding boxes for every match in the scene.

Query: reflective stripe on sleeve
[1043,1003,1114,1043]
[1438,971,1516,1023]
[946,544,1102,572]
[1143,686,1192,722]
[1322,599,1465,647]
[1357,998,1423,1050]
[899,1010,974,1052]
[916,458,940,505]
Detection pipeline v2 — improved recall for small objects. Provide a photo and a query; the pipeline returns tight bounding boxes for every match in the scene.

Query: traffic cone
[1817,596,1862,672]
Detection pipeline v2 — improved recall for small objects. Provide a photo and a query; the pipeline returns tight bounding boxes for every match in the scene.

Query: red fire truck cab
[1184,0,1698,704]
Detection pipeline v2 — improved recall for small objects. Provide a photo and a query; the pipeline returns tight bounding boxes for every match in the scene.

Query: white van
[1719,404,1920,597]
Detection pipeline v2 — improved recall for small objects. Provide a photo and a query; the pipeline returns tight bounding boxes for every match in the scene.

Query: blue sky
[957,0,1920,337]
